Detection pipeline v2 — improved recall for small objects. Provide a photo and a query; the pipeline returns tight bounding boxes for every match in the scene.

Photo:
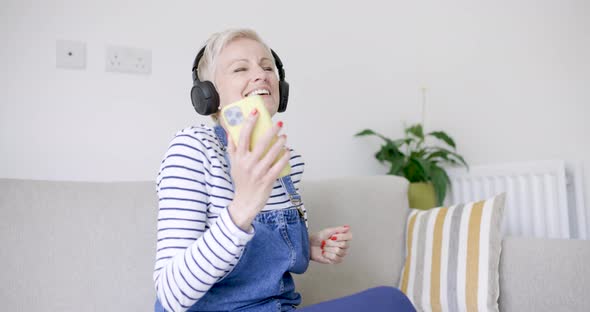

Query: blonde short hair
[198,28,273,84]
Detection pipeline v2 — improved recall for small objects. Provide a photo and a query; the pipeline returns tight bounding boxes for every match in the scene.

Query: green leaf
[405,124,424,139]
[355,129,377,137]
[403,156,429,182]
[414,157,432,177]
[402,163,418,182]
[425,150,448,161]
[446,153,469,170]
[452,154,469,170]
[355,128,394,145]
[387,157,406,176]
[425,150,459,167]
[375,143,403,163]
[430,165,449,206]
[393,138,413,148]
[426,147,469,170]
[427,131,456,149]
[374,150,385,163]
[411,149,428,159]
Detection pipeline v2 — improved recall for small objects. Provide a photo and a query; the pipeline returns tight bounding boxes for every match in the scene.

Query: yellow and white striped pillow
[399,193,505,312]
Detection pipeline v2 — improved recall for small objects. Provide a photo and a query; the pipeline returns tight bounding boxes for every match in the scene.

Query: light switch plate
[56,40,86,69]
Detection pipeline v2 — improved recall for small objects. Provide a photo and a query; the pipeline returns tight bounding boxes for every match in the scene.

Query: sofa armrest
[499,237,590,312]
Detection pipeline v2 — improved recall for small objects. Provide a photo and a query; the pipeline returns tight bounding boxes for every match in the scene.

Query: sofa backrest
[295,175,410,306]
[0,176,411,310]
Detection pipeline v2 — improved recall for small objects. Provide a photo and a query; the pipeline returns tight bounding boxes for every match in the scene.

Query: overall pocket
[288,218,310,274]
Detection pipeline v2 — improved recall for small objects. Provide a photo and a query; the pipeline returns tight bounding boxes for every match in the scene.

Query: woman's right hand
[226,108,290,231]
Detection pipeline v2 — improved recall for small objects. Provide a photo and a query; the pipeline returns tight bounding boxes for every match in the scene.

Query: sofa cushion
[499,237,590,311]
[0,179,158,312]
[294,175,410,306]
[399,193,505,312]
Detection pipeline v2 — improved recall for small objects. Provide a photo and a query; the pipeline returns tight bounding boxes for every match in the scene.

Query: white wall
[1,0,589,207]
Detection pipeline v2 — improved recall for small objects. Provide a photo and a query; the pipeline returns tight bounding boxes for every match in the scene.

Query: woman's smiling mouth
[245,89,271,97]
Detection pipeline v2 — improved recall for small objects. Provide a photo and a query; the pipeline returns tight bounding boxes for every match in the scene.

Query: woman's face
[214,38,281,117]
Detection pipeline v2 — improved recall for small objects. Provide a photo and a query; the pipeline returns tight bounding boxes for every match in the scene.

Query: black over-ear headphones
[190,46,290,116]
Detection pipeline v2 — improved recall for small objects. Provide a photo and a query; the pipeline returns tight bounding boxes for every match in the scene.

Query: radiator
[445,160,587,239]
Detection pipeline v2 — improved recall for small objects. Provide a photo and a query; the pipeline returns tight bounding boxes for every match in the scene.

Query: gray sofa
[1,176,589,311]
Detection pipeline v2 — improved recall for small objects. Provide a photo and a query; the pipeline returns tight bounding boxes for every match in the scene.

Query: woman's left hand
[309,225,352,264]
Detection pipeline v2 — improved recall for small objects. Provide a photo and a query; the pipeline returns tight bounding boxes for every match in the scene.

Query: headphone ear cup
[191,81,220,115]
[277,81,289,113]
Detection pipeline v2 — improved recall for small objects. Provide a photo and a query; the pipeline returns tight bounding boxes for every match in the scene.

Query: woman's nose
[251,66,267,82]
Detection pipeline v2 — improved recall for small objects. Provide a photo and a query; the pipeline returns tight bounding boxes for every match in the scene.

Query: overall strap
[213,125,232,173]
[279,175,305,218]
[213,124,228,147]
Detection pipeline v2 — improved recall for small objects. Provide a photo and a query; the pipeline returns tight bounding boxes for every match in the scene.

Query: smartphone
[220,95,291,178]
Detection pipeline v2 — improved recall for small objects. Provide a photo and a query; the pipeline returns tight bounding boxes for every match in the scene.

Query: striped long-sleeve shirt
[153,124,305,312]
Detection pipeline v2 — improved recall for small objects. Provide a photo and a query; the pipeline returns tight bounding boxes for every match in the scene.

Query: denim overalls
[155,125,310,312]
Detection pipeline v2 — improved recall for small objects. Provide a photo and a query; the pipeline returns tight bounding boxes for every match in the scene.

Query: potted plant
[355,123,469,209]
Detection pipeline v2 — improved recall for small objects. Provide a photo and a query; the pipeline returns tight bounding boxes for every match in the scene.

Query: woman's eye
[233,67,246,73]
[264,67,273,71]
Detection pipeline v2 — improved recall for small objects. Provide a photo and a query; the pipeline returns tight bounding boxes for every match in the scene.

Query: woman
[154,29,414,312]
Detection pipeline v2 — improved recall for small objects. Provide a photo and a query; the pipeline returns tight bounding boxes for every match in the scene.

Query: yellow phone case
[220,95,291,178]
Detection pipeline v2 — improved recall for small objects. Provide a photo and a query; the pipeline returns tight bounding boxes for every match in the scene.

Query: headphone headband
[270,50,285,81]
[191,47,205,82]
[192,47,285,83]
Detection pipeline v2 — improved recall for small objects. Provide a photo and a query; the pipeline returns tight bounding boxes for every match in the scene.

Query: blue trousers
[156,285,415,311]
[300,286,415,312]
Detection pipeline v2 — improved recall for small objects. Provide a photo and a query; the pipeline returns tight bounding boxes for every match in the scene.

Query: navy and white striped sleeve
[289,149,305,190]
[153,131,254,312]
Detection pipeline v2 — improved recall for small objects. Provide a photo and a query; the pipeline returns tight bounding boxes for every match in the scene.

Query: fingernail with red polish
[331,236,337,241]
[251,108,258,116]
[277,121,283,127]
[321,240,326,248]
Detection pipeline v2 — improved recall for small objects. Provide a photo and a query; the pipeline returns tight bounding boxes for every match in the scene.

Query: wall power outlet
[106,45,152,75]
